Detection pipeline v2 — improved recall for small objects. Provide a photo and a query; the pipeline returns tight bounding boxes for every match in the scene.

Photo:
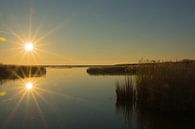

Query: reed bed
[116,63,195,112]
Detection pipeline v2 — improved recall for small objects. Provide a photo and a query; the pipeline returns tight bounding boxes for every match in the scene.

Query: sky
[0,0,194,65]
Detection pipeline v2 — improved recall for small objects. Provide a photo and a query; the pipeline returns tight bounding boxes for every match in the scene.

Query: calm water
[0,68,195,129]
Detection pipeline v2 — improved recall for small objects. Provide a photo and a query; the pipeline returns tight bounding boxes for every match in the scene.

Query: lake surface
[0,68,195,129]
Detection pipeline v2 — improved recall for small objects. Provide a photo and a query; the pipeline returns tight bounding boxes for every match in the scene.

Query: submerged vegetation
[116,63,195,112]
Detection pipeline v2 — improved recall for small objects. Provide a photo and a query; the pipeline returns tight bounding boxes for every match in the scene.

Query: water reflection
[0,69,89,129]
[0,90,6,97]
[2,78,43,129]
[0,76,60,129]
[116,104,195,129]
[25,82,33,90]
[1,67,195,129]
[0,67,49,128]
[115,77,195,129]
[0,66,46,86]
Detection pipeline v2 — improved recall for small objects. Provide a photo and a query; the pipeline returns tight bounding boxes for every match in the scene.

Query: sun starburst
[24,42,34,52]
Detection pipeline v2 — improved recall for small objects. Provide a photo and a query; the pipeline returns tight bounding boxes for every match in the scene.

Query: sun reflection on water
[25,82,33,90]
[2,73,72,129]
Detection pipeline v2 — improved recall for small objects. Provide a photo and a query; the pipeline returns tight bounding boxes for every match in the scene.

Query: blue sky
[0,0,194,64]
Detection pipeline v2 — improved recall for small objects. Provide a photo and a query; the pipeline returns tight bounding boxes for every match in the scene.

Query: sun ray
[2,24,25,43]
[31,16,48,43]
[35,48,73,63]
[28,11,32,41]
[34,23,64,44]
[33,91,65,127]
[35,86,87,102]
[31,92,49,129]
[15,24,27,41]
[3,89,27,129]
[10,70,26,81]
[1,12,71,65]
[2,89,25,102]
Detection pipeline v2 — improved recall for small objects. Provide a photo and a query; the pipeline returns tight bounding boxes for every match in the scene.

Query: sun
[25,82,33,90]
[24,42,34,52]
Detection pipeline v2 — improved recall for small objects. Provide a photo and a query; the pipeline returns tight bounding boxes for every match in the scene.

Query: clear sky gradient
[0,0,194,64]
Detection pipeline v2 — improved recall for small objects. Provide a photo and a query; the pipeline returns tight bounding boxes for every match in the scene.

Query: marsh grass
[116,63,195,112]
[115,76,137,122]
[116,77,136,103]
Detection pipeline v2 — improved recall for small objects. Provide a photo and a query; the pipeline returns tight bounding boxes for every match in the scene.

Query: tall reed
[116,63,195,112]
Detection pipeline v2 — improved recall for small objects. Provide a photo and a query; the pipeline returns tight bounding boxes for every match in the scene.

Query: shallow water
[0,68,195,129]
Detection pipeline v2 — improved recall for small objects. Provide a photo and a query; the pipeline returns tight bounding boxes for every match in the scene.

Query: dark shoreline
[87,61,195,75]
[0,64,46,79]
